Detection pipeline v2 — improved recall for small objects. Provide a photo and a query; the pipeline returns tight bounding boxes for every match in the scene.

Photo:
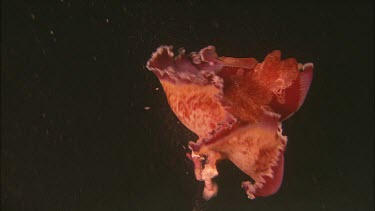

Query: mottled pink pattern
[147,46,313,200]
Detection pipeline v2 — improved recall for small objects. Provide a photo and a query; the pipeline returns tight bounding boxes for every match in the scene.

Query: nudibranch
[146,46,313,200]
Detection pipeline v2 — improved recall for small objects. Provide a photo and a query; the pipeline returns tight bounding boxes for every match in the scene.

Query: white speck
[92,56,97,61]
[144,107,151,110]
[50,30,54,35]
[155,87,159,90]
[31,13,35,20]
[105,18,109,23]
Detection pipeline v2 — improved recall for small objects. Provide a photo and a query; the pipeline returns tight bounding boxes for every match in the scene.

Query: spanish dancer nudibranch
[146,46,313,200]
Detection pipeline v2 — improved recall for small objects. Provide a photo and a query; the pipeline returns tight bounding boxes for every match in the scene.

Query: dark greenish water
[2,1,373,210]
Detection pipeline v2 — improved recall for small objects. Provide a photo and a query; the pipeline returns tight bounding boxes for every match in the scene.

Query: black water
[2,1,373,210]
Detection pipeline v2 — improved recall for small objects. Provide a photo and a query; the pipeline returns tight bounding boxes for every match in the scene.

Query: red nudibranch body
[146,46,313,200]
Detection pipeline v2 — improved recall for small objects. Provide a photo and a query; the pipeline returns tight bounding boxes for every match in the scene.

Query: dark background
[2,1,373,210]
